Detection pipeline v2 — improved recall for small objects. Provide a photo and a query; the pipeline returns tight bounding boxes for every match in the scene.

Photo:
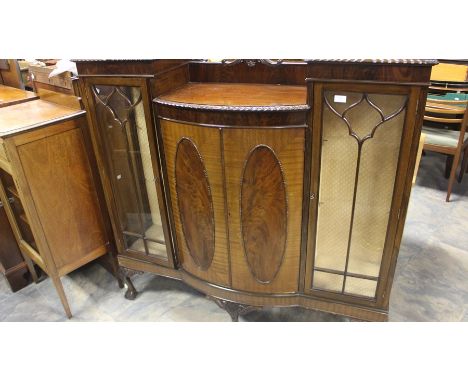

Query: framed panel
[160,120,230,286]
[15,125,107,274]
[224,127,305,293]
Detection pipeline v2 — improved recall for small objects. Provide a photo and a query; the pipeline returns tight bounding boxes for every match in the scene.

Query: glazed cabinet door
[160,120,230,286]
[305,81,421,307]
[0,169,38,254]
[223,128,305,293]
[81,77,174,268]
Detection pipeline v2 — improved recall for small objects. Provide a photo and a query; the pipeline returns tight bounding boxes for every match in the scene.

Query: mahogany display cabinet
[75,59,436,321]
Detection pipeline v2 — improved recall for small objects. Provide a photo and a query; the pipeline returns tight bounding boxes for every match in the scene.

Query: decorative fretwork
[91,85,142,129]
[324,93,407,146]
[313,92,408,298]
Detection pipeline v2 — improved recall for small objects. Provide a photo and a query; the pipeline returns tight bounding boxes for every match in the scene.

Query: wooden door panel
[161,120,229,286]
[16,123,107,272]
[224,128,305,293]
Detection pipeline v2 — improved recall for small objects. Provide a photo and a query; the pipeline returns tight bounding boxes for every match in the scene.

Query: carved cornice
[154,99,310,112]
[73,58,438,66]
[306,59,438,65]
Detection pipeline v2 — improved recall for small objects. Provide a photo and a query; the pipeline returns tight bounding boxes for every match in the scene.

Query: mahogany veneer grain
[158,82,307,107]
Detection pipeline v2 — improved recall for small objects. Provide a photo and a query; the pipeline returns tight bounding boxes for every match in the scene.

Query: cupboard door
[16,126,107,273]
[83,78,174,267]
[224,128,305,293]
[306,81,419,305]
[160,120,230,286]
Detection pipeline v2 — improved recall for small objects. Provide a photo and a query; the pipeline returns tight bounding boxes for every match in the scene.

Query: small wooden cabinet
[0,99,111,317]
[76,59,435,321]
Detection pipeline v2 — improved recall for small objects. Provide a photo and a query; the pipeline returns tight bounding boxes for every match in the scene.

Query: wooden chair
[413,133,426,185]
[422,97,468,201]
[429,85,468,95]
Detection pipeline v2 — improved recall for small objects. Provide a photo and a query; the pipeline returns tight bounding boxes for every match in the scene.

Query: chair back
[424,97,468,149]
[424,98,467,125]
[429,85,468,95]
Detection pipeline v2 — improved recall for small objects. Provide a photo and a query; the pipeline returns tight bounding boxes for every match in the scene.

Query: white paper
[334,95,347,103]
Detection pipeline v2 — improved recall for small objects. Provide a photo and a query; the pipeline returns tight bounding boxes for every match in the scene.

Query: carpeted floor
[1,151,467,321]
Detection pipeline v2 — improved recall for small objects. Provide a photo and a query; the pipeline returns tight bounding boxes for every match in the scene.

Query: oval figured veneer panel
[175,138,215,270]
[241,145,287,283]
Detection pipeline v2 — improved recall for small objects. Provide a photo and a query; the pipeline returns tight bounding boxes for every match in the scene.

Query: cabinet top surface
[0,99,85,138]
[156,82,307,110]
[0,85,38,107]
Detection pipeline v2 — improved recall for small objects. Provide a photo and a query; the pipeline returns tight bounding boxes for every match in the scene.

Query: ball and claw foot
[124,277,138,300]
[118,267,142,300]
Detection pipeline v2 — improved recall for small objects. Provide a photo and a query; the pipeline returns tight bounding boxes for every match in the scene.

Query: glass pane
[146,240,167,257]
[92,84,167,259]
[313,271,343,293]
[0,170,38,252]
[313,91,407,297]
[344,277,377,298]
[347,99,406,277]
[314,103,357,272]
[123,233,143,252]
